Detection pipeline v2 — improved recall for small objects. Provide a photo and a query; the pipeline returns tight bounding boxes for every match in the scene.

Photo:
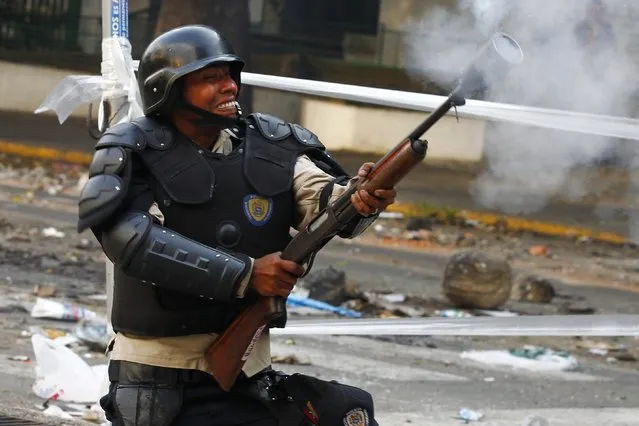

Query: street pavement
[0,332,638,425]
[0,168,637,425]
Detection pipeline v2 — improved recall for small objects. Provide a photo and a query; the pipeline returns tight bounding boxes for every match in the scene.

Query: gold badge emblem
[343,408,369,426]
[243,194,273,226]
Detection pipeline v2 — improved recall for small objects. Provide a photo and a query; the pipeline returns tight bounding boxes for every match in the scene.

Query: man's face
[183,64,239,118]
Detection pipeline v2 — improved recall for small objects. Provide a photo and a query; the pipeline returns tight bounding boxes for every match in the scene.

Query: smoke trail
[459,0,509,36]
[403,0,639,241]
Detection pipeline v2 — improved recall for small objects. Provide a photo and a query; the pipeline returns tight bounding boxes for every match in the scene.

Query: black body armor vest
[111,114,342,336]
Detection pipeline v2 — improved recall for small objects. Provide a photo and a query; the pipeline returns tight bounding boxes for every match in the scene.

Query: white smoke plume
[403,0,639,242]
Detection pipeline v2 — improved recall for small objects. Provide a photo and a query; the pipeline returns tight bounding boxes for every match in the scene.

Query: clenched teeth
[216,101,237,110]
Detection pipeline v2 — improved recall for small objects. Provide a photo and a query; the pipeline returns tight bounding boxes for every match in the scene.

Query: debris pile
[442,250,513,310]
[575,339,638,363]
[298,266,350,306]
[512,275,557,304]
[290,261,602,322]
[461,345,579,372]
[0,195,636,424]
[0,158,85,198]
[0,291,112,424]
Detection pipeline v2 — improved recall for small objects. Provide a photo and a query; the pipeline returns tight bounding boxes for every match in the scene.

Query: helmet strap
[160,80,244,129]
[176,97,242,129]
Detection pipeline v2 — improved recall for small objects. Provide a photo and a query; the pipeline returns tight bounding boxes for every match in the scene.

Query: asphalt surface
[0,110,636,238]
[0,110,638,425]
[0,176,637,425]
[1,332,639,426]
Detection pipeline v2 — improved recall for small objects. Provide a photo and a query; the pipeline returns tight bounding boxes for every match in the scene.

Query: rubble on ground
[366,213,639,291]
[461,345,579,372]
[0,156,85,198]
[271,354,312,366]
[442,250,513,310]
[512,275,557,304]
[290,263,599,322]
[0,196,637,422]
[0,292,111,423]
[296,266,352,306]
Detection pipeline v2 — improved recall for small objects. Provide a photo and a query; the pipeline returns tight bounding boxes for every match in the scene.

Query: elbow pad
[101,211,250,302]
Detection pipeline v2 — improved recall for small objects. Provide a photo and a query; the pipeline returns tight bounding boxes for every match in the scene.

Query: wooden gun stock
[205,296,278,391]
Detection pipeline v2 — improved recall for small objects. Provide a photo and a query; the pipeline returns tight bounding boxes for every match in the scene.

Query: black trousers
[100,360,279,426]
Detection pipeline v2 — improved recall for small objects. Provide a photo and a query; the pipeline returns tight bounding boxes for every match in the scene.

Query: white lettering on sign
[111,16,119,37]
[111,0,121,37]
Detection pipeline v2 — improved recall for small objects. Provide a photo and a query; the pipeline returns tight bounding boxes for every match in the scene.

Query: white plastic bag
[460,348,579,372]
[31,334,108,403]
[30,297,100,322]
[34,75,106,124]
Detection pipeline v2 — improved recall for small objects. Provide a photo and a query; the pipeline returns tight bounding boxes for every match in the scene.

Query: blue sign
[110,0,129,38]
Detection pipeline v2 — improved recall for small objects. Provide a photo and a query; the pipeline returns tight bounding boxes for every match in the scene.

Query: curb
[386,203,628,246]
[0,139,630,246]
[0,140,92,165]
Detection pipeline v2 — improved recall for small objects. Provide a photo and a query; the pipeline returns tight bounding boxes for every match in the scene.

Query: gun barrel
[458,32,524,98]
[362,138,428,193]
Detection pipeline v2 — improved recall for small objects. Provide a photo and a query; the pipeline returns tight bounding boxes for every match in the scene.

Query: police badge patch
[343,408,369,426]
[243,194,273,226]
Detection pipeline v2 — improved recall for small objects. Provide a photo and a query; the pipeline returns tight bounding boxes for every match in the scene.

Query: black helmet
[137,25,245,118]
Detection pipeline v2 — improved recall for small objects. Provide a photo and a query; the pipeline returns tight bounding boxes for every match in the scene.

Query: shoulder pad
[249,113,292,141]
[77,174,127,233]
[95,118,175,152]
[88,146,128,178]
[290,123,324,149]
[248,113,325,149]
[131,117,174,151]
[305,149,349,178]
[96,121,146,151]
[80,126,139,232]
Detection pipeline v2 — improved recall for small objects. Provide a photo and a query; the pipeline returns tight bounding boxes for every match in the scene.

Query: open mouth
[215,101,238,114]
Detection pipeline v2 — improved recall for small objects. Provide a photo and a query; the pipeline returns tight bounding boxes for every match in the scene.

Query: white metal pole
[101,0,131,327]
[100,0,132,131]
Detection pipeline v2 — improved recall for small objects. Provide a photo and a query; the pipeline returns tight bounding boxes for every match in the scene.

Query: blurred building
[1,0,638,87]
[0,0,636,163]
[0,0,464,92]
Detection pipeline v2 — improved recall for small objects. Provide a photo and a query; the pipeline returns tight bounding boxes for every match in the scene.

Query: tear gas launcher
[205,32,525,391]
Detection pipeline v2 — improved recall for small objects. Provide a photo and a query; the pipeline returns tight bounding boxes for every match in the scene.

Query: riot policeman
[81,24,395,426]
